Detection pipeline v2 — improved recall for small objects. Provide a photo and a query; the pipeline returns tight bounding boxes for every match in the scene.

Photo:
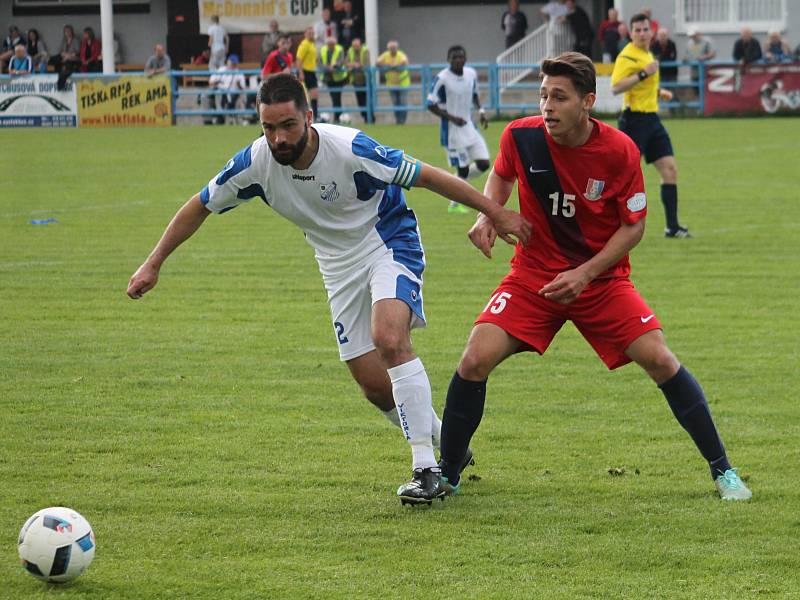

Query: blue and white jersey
[200,123,424,277]
[427,66,483,150]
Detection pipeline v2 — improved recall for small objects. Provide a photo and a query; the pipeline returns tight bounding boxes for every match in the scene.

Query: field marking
[0,199,152,219]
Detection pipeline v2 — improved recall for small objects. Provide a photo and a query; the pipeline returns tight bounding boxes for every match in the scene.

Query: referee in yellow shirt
[612,13,689,238]
[296,26,319,120]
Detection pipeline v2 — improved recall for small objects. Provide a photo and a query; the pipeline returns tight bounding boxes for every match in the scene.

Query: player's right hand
[645,61,659,75]
[468,214,499,259]
[127,262,159,299]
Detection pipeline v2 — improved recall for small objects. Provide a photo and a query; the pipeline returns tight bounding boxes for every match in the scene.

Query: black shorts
[303,70,318,90]
[617,110,674,164]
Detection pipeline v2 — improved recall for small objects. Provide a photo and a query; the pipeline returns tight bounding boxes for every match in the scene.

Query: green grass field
[2,118,799,599]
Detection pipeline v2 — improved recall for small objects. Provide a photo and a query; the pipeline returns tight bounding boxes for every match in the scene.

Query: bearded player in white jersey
[427,45,491,214]
[127,74,531,506]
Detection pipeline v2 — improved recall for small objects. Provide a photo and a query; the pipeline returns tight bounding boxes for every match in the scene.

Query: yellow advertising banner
[77,75,172,127]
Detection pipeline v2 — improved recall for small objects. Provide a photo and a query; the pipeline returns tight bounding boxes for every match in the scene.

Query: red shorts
[475,267,662,369]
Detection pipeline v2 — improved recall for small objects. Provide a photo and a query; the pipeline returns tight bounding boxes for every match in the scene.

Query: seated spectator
[261,20,284,61]
[1,25,25,73]
[764,30,791,63]
[9,44,33,75]
[502,0,528,49]
[26,28,48,73]
[733,27,762,64]
[192,48,210,65]
[598,7,621,62]
[49,25,81,90]
[617,23,630,56]
[79,27,102,73]
[208,54,247,124]
[261,35,294,78]
[650,28,677,82]
[145,43,171,76]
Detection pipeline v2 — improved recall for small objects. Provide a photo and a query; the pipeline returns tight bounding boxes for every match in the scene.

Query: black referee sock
[311,99,318,120]
[658,365,729,480]
[661,183,679,231]
[440,372,487,484]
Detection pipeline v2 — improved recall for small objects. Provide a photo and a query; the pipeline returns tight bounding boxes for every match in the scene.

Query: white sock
[387,358,437,470]
[431,407,442,450]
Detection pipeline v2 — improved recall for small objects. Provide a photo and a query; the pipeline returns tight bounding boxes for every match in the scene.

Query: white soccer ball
[339,112,352,125]
[18,507,96,583]
[318,112,333,123]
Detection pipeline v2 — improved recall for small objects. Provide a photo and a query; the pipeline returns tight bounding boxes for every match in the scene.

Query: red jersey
[261,50,294,78]
[494,116,646,279]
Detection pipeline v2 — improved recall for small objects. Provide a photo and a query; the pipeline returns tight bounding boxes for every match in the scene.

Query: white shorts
[323,245,426,361]
[446,135,490,169]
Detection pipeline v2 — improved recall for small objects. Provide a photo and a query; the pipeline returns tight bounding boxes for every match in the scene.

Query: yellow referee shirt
[611,42,659,113]
[296,38,317,72]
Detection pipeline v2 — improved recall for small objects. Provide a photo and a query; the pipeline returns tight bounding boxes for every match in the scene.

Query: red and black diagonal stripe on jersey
[511,127,594,268]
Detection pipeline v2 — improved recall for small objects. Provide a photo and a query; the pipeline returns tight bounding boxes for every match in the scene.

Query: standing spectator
[26,28,48,73]
[9,44,33,75]
[209,54,247,123]
[651,28,677,83]
[113,33,123,65]
[501,0,528,49]
[320,36,347,123]
[598,8,621,62]
[617,23,630,56]
[49,25,81,90]
[377,40,410,125]
[685,28,715,84]
[733,27,762,64]
[145,43,171,77]
[207,15,228,71]
[1,26,25,73]
[314,8,338,49]
[335,1,362,50]
[764,31,791,63]
[640,8,659,36]
[296,26,319,120]
[79,27,102,73]
[565,0,594,58]
[261,20,284,61]
[541,0,573,56]
[346,37,372,123]
[261,35,294,78]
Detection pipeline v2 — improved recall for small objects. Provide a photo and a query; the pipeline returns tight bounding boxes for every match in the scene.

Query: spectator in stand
[209,54,247,124]
[192,47,210,65]
[9,44,33,75]
[501,0,528,49]
[79,27,102,73]
[335,1,362,50]
[207,15,229,71]
[261,35,294,78]
[795,42,800,62]
[640,8,658,36]
[296,26,319,120]
[598,8,621,62]
[565,0,593,58]
[377,40,410,125]
[261,20,284,61]
[733,27,762,65]
[26,28,48,73]
[651,28,677,83]
[145,43,171,77]
[314,8,338,49]
[320,35,347,123]
[49,25,81,90]
[113,33,122,65]
[541,0,573,56]
[685,28,715,84]
[1,26,25,74]
[764,30,792,63]
[346,37,372,123]
[617,23,630,57]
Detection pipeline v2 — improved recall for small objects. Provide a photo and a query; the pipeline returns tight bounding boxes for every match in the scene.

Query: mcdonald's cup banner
[704,63,800,116]
[77,75,172,127]
[0,75,77,128]
[198,0,322,33]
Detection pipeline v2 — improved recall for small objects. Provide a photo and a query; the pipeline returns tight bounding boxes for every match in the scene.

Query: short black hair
[447,45,466,59]
[630,13,650,28]
[540,51,596,96]
[257,73,309,112]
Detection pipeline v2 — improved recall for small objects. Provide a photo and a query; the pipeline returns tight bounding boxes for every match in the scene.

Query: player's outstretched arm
[414,163,531,246]
[127,194,211,299]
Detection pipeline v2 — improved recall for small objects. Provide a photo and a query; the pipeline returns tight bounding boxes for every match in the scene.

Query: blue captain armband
[392,154,422,189]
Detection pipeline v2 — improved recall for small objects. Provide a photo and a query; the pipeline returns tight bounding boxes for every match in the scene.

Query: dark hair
[257,73,309,111]
[27,28,39,41]
[540,51,596,95]
[447,45,466,59]
[84,27,95,39]
[630,13,650,28]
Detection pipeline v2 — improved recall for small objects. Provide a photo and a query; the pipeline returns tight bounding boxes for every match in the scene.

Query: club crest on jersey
[319,182,340,202]
[584,178,605,201]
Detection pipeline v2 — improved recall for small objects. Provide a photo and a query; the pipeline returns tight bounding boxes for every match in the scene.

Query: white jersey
[208,23,227,53]
[427,66,483,150]
[201,124,424,278]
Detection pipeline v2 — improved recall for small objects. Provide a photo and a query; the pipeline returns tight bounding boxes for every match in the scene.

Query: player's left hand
[479,112,489,129]
[538,268,591,304]
[468,214,498,258]
[659,88,674,101]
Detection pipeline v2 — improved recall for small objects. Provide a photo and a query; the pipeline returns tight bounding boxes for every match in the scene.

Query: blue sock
[659,365,730,480]
[440,372,486,485]
[661,183,679,231]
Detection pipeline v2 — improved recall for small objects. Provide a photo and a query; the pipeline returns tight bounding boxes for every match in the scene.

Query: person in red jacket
[79,27,102,72]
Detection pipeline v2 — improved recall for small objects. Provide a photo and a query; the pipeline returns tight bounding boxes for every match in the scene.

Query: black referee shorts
[617,110,674,164]
[303,70,318,90]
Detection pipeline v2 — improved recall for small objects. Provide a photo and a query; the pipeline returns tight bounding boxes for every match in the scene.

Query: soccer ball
[339,112,352,125]
[18,507,95,583]
[318,112,333,123]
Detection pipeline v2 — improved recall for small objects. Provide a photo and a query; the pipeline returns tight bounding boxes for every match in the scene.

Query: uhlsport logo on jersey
[584,178,605,201]
[319,182,339,202]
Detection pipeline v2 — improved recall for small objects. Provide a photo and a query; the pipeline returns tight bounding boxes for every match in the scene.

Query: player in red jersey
[438,52,752,501]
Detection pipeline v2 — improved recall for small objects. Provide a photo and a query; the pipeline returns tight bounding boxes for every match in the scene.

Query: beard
[268,125,309,166]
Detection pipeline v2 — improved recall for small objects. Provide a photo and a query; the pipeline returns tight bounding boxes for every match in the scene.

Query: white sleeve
[199,143,266,214]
